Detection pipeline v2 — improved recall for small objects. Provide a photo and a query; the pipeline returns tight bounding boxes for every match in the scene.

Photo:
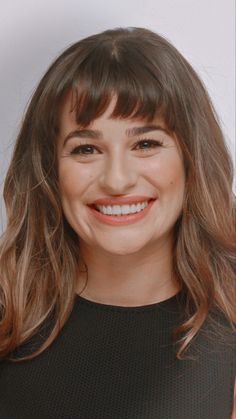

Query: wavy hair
[0,27,235,362]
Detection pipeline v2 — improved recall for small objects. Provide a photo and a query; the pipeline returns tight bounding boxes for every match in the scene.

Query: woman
[0,27,235,418]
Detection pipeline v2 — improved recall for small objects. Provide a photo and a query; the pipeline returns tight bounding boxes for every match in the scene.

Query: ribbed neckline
[75,288,184,313]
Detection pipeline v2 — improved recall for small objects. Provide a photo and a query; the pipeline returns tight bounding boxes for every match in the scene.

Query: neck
[76,237,180,307]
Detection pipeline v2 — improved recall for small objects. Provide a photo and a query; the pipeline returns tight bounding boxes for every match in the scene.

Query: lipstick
[87,199,156,226]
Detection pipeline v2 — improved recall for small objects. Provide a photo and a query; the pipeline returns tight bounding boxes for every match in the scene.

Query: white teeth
[106,206,113,215]
[121,205,132,215]
[95,201,149,216]
[129,204,138,214]
[112,205,122,215]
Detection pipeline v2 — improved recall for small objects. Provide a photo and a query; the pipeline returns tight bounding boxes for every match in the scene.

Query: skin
[57,94,185,306]
[57,93,236,414]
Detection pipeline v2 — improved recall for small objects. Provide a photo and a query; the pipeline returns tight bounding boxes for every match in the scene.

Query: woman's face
[57,95,185,256]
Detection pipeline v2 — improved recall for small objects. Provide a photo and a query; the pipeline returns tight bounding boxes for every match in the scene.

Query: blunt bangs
[67,39,174,128]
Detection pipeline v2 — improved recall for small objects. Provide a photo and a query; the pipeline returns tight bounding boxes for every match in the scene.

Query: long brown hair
[0,27,235,362]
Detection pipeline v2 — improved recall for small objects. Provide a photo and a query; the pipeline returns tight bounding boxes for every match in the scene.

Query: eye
[134,139,164,151]
[70,144,99,156]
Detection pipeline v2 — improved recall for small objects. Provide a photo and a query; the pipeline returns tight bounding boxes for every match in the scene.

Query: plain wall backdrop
[0,0,235,231]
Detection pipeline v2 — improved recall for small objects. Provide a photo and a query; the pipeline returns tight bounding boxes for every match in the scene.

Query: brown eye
[70,144,99,155]
[135,139,164,151]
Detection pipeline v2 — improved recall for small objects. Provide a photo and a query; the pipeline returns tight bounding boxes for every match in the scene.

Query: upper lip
[89,196,156,206]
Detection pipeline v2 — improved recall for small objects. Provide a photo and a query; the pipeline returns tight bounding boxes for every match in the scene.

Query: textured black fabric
[0,289,235,419]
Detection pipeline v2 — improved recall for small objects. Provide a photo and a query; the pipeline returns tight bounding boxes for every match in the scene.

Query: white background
[0,0,235,231]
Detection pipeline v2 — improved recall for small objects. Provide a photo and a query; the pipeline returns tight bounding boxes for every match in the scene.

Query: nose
[98,153,137,194]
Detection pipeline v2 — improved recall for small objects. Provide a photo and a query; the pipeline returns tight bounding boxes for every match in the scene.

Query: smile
[94,201,149,216]
[88,199,156,226]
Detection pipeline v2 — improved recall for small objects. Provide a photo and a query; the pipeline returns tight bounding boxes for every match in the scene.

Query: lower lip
[87,200,156,226]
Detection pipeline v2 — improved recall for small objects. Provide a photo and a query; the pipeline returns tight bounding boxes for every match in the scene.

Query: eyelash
[69,138,164,156]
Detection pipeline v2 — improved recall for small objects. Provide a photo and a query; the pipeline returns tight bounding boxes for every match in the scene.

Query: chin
[97,240,149,256]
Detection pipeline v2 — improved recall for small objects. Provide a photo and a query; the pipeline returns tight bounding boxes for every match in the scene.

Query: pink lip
[87,199,156,226]
[90,196,155,206]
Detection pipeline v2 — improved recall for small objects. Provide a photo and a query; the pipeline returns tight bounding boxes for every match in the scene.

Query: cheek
[165,162,186,210]
[144,153,185,193]
[166,167,185,205]
[58,162,91,196]
[168,165,185,189]
[59,174,76,200]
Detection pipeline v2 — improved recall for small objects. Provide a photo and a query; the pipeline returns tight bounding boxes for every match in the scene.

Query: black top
[0,289,235,419]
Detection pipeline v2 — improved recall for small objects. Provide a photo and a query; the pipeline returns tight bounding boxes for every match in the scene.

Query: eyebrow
[63,124,169,146]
